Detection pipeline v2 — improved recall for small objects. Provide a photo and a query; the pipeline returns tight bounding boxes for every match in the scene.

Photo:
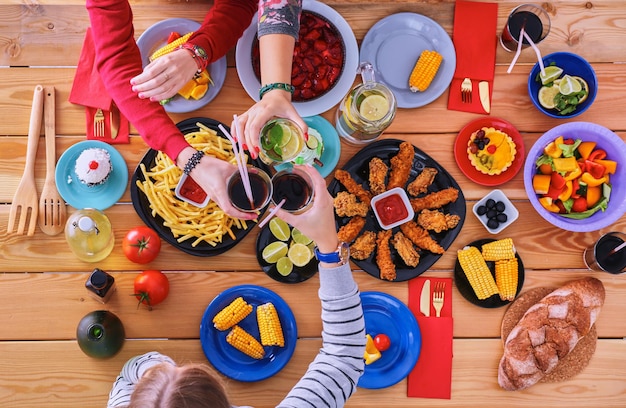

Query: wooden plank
[1,338,625,407]
[1,270,624,340]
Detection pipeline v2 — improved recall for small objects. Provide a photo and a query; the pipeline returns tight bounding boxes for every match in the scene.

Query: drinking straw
[522,31,546,77]
[257,198,286,229]
[506,27,526,74]
[608,241,626,256]
[232,114,254,207]
[217,123,254,206]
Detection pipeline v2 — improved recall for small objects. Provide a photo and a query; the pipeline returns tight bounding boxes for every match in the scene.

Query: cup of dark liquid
[271,168,314,214]
[500,4,551,52]
[227,166,272,212]
[583,232,626,274]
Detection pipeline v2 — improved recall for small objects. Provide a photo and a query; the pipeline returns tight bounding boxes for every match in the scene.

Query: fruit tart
[467,127,517,175]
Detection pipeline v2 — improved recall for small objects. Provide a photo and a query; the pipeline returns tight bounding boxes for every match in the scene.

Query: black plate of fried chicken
[328,139,466,281]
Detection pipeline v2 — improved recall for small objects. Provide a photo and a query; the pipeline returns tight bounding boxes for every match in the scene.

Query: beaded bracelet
[259,82,295,100]
[177,43,209,74]
[183,150,205,175]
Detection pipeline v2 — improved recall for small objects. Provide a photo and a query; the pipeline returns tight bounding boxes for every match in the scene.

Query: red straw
[258,198,286,229]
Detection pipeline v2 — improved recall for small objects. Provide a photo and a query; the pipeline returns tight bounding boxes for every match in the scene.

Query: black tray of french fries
[130,117,270,256]
[328,139,466,281]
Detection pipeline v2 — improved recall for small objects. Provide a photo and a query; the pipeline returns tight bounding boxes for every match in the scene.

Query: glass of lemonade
[259,118,306,165]
[271,168,314,214]
[335,62,397,144]
[227,166,272,212]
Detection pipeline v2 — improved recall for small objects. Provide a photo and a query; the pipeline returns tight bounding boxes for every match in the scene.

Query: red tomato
[133,270,169,310]
[572,197,588,213]
[373,334,391,352]
[122,226,161,264]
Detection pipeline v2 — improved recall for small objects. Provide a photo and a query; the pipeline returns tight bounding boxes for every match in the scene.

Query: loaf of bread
[498,277,605,391]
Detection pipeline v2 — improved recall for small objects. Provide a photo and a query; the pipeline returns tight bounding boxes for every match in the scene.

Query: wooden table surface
[1,0,626,406]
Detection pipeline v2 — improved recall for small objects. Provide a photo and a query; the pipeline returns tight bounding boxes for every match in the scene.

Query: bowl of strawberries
[523,122,626,232]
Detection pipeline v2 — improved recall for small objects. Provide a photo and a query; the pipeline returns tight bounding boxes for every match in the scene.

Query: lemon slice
[280,131,303,160]
[539,66,564,85]
[277,124,293,147]
[288,243,312,267]
[269,218,290,241]
[276,256,293,276]
[291,228,313,245]
[538,85,561,109]
[262,241,288,263]
[359,94,390,121]
[558,74,582,95]
[364,334,382,365]
[572,76,589,103]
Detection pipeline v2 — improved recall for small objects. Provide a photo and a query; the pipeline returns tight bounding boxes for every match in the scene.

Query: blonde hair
[128,362,230,408]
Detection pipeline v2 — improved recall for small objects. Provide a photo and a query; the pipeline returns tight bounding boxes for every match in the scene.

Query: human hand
[274,165,338,253]
[231,91,308,160]
[130,49,197,102]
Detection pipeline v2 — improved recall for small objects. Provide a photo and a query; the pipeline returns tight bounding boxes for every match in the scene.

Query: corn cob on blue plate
[200,285,297,382]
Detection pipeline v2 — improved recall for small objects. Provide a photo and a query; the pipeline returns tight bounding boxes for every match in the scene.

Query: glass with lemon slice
[335,62,397,144]
[259,118,306,165]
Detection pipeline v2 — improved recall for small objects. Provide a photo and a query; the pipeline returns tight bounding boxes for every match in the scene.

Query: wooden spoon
[38,86,66,235]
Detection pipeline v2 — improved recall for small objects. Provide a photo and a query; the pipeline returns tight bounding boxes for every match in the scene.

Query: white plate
[136,18,227,113]
[359,13,456,108]
[235,0,358,116]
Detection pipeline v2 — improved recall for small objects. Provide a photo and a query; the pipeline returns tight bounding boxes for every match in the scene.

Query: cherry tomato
[133,270,169,310]
[373,334,391,352]
[122,226,161,264]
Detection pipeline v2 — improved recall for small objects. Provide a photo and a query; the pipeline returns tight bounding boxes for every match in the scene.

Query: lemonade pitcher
[335,62,397,144]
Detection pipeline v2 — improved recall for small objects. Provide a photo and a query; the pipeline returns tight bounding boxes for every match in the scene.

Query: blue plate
[359,12,456,108]
[274,115,341,177]
[55,140,128,210]
[136,18,227,113]
[358,291,421,389]
[200,285,298,382]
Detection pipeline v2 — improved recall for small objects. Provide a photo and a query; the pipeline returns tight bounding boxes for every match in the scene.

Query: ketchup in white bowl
[371,187,414,230]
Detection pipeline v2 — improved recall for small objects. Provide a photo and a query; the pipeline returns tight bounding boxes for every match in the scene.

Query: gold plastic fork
[93,108,105,137]
[461,78,472,103]
[433,281,445,317]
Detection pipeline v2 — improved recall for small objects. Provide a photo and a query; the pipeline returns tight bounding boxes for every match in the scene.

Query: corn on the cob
[481,238,516,261]
[226,325,265,359]
[495,258,518,301]
[257,302,284,347]
[458,246,499,300]
[409,50,443,92]
[149,32,194,61]
[213,297,253,331]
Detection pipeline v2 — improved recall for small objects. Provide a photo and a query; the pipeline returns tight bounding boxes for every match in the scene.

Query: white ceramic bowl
[473,189,519,234]
[371,187,414,230]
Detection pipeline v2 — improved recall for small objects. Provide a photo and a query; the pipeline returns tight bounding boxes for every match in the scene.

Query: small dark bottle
[85,268,116,303]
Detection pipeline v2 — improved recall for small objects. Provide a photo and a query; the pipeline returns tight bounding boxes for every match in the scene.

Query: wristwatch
[314,242,350,265]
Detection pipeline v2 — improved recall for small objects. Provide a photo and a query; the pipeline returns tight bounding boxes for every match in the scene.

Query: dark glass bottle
[76,310,125,359]
[85,268,116,303]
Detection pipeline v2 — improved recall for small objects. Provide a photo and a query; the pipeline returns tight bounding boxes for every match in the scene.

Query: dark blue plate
[200,285,297,382]
[358,291,421,389]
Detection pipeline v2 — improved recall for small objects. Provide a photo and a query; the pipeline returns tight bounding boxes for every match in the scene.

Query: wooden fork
[7,85,44,236]
[461,78,472,103]
[433,281,445,317]
[93,108,105,137]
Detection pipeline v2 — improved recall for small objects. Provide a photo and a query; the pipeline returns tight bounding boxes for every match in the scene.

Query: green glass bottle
[76,310,125,359]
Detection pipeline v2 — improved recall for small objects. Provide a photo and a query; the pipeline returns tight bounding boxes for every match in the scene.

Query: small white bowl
[371,187,415,230]
[175,173,211,208]
[473,189,518,234]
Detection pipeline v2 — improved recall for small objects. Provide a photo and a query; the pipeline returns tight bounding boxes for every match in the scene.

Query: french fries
[135,123,251,247]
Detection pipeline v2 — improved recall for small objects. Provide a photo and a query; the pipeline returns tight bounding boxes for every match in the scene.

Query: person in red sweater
[86,0,306,220]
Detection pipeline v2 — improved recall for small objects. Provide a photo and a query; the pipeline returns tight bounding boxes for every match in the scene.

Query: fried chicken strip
[334,169,372,206]
[417,209,461,233]
[334,191,369,217]
[407,167,438,196]
[387,141,414,190]
[376,230,396,281]
[368,157,388,195]
[350,230,377,260]
[391,231,420,267]
[410,187,459,212]
[337,216,367,243]
[399,221,445,254]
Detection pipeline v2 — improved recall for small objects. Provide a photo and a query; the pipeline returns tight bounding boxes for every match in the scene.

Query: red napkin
[407,277,453,399]
[447,1,498,114]
[70,27,130,143]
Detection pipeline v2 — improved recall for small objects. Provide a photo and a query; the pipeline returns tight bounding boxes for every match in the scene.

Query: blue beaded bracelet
[183,150,205,175]
[259,82,295,99]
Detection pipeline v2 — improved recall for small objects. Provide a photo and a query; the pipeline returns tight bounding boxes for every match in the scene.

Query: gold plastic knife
[420,279,431,317]
[479,81,491,113]
[110,104,119,139]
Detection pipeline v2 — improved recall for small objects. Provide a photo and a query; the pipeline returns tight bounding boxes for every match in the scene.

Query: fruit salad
[532,136,616,219]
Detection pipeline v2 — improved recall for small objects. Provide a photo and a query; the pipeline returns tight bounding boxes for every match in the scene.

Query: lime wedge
[288,243,312,267]
[538,85,560,109]
[572,76,589,103]
[276,257,293,276]
[359,94,390,121]
[262,241,288,264]
[558,74,582,95]
[269,218,290,241]
[539,66,564,85]
[291,228,313,245]
[277,124,293,147]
